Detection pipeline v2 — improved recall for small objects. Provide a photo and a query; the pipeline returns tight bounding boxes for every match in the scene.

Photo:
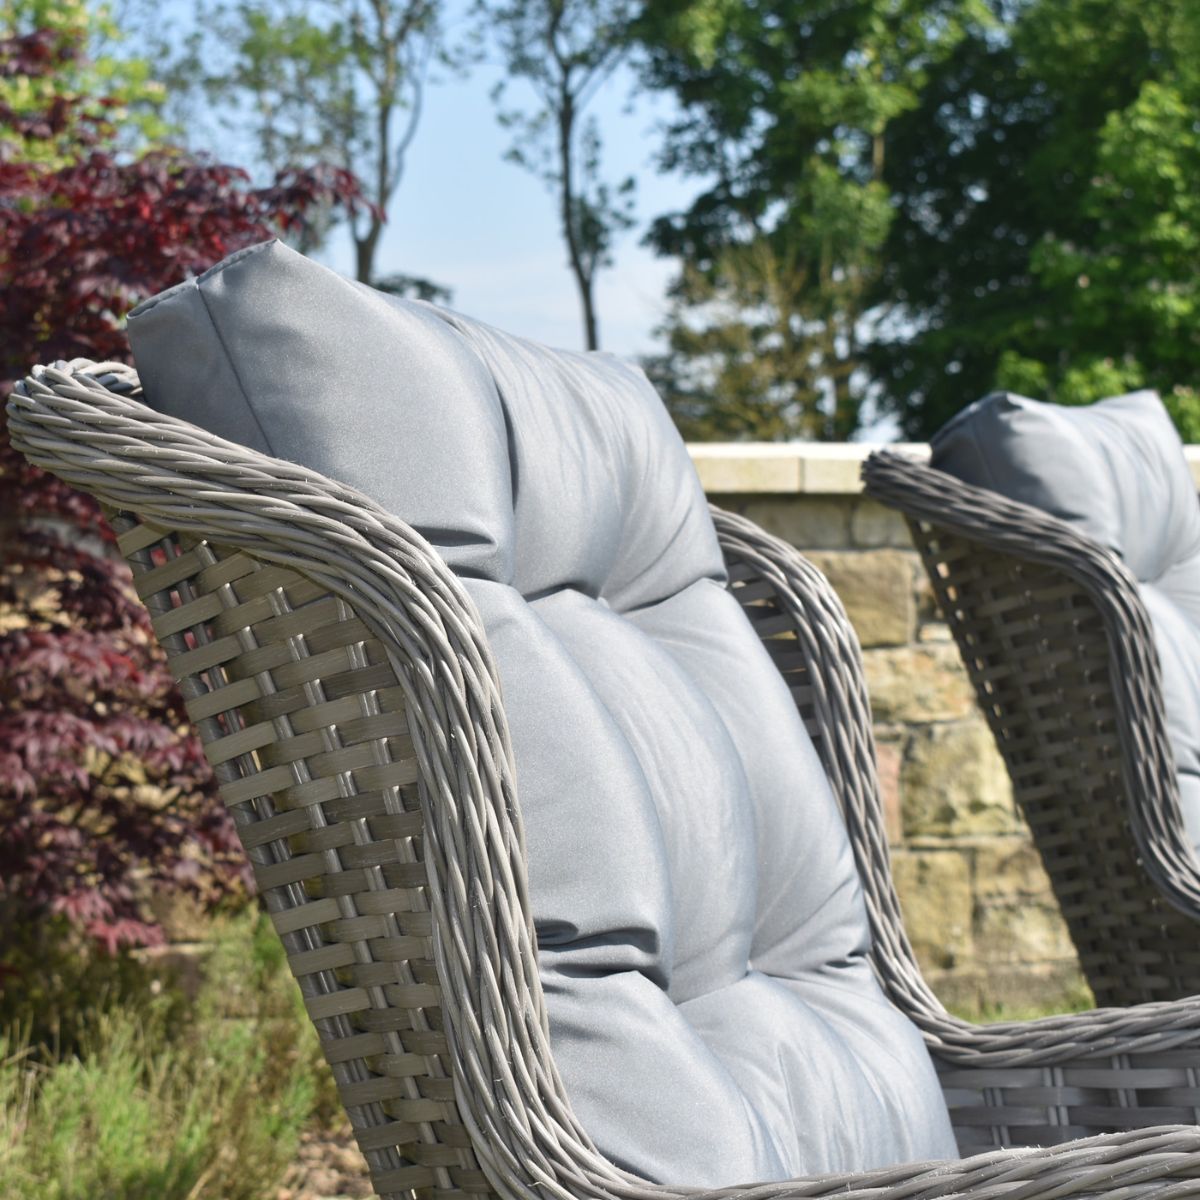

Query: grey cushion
[127,238,957,1185]
[933,391,1200,852]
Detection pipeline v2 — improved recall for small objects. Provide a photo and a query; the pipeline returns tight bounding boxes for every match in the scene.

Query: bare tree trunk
[351,0,428,285]
[353,79,396,285]
[557,89,599,350]
[355,219,385,284]
[578,266,599,351]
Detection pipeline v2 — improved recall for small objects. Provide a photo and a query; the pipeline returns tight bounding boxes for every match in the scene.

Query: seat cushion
[932,391,1200,852]
[127,238,956,1185]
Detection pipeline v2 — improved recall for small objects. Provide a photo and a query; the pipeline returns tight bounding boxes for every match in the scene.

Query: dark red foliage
[0,149,369,376]
[0,28,72,80]
[0,25,373,955]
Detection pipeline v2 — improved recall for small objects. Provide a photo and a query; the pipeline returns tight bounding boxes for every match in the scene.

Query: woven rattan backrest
[114,511,493,1200]
[864,450,1200,1007]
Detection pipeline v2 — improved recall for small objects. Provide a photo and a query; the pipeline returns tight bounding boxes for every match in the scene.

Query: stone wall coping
[688,441,1200,495]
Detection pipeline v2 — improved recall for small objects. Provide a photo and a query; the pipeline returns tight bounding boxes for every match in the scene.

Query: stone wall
[692,444,1091,1017]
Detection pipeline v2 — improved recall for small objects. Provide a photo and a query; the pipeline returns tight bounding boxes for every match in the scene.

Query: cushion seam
[195,278,277,457]
[405,304,522,580]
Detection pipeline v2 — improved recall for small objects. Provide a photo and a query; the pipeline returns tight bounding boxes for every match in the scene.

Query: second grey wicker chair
[863,449,1200,1008]
[12,364,1200,1200]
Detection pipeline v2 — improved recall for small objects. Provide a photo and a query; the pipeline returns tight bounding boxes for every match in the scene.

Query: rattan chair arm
[694,1128,1200,1198]
[709,506,944,1022]
[931,992,1200,1066]
[861,449,1200,925]
[13,364,1200,1199]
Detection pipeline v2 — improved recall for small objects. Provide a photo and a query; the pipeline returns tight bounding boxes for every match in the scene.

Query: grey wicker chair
[862,449,1200,1009]
[11,361,1200,1200]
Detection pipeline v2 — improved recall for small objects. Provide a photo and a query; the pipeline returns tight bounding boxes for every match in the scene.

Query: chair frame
[10,363,1200,1200]
[863,449,1200,1007]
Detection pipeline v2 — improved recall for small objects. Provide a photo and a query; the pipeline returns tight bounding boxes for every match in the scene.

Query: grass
[0,909,337,1200]
[947,975,1096,1025]
[0,904,1105,1199]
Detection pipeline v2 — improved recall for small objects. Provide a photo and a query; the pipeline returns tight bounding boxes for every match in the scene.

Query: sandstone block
[973,903,1077,966]
[807,550,914,647]
[691,450,802,493]
[917,621,953,643]
[864,643,976,722]
[740,498,853,550]
[974,840,1056,903]
[891,849,973,970]
[901,718,1017,836]
[849,498,913,548]
[929,963,1091,1021]
[874,738,903,845]
[920,966,986,1018]
[913,566,942,626]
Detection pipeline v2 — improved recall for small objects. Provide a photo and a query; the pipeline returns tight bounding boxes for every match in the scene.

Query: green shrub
[0,912,191,1059]
[0,909,333,1200]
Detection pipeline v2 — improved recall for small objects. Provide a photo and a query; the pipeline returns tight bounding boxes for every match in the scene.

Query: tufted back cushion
[127,239,956,1186]
[933,391,1200,853]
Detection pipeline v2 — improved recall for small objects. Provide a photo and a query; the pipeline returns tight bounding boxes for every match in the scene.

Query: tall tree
[478,0,636,350]
[635,0,987,440]
[139,0,444,284]
[873,0,1200,438]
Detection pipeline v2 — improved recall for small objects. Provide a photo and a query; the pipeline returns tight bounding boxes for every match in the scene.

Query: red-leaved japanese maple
[0,25,372,959]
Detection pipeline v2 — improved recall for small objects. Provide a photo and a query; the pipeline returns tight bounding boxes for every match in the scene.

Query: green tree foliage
[477,0,636,350]
[874,0,1200,438]
[636,0,987,440]
[1,0,169,161]
[645,237,843,440]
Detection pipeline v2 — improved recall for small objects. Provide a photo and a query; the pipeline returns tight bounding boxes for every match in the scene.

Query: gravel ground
[275,1125,372,1200]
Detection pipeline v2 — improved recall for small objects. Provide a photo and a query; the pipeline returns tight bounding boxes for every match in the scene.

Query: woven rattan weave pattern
[11,363,1200,1199]
[863,450,1200,1008]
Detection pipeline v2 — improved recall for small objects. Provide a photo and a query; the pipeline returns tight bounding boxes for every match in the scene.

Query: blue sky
[312,20,705,357]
